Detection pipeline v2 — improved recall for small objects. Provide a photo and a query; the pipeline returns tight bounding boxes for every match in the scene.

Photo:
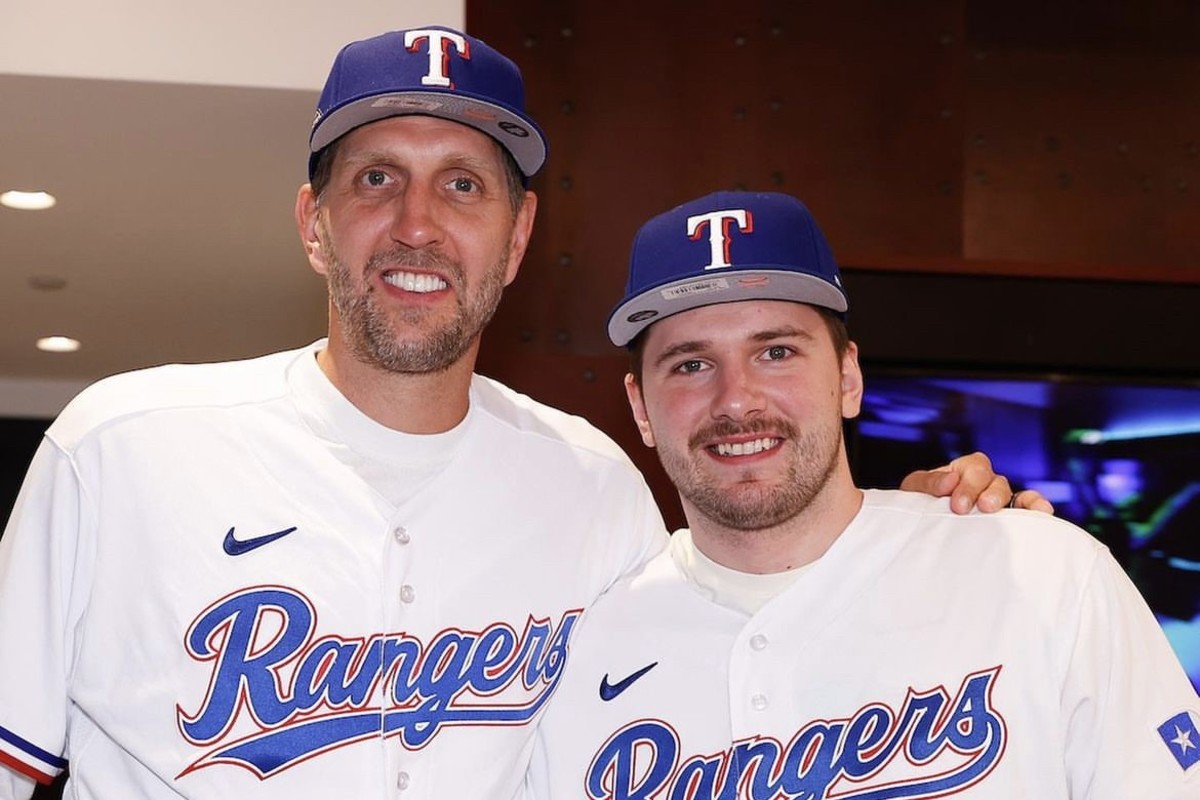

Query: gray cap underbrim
[607,268,849,347]
[309,91,547,178]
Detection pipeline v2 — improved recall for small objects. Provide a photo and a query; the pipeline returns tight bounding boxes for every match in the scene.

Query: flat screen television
[850,366,1200,691]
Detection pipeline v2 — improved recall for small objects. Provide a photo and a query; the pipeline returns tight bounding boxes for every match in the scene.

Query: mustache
[365,245,461,279]
[688,417,797,450]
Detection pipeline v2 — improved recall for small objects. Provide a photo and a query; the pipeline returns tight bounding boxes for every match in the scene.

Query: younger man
[528,191,1199,799]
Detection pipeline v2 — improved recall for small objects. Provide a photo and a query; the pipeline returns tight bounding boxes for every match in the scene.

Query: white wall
[1,0,464,90]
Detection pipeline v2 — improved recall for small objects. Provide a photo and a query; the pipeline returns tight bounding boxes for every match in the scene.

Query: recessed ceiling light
[1,190,57,211]
[36,336,81,353]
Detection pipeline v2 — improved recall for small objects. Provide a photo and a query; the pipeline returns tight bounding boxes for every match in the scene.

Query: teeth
[714,438,779,457]
[384,271,448,293]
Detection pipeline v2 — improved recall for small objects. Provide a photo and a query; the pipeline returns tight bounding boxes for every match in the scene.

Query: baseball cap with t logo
[308,25,547,181]
[607,191,849,347]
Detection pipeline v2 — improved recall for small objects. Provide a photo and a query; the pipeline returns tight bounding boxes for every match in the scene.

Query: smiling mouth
[712,438,782,457]
[383,270,448,293]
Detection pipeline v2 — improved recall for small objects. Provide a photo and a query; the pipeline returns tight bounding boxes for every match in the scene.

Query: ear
[501,190,538,286]
[295,184,330,277]
[624,373,656,448]
[840,341,864,420]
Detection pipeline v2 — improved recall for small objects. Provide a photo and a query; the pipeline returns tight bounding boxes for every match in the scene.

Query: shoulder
[469,374,637,468]
[568,531,743,654]
[586,534,698,613]
[860,487,1106,561]
[46,345,315,450]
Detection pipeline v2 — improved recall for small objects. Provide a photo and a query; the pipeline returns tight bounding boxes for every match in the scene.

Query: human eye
[358,168,394,189]
[761,344,793,362]
[445,173,482,195]
[673,358,707,375]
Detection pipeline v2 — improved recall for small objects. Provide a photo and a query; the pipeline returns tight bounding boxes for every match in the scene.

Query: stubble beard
[323,225,511,374]
[658,415,843,532]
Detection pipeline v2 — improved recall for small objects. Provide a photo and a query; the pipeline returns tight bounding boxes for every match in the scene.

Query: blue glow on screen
[856,371,1200,691]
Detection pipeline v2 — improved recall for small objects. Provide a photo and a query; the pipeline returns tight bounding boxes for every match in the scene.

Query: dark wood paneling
[474,0,971,357]
[964,47,1200,275]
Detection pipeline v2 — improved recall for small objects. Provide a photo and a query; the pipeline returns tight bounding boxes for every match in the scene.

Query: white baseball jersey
[527,489,1200,800]
[0,341,667,799]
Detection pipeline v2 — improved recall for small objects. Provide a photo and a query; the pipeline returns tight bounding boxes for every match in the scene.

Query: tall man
[527,191,1200,799]
[0,26,1033,800]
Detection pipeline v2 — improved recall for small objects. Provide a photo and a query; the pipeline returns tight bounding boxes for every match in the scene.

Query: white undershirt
[670,529,815,616]
[289,346,468,507]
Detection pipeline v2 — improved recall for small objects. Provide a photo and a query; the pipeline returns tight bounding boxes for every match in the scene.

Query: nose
[388,181,444,249]
[710,361,766,421]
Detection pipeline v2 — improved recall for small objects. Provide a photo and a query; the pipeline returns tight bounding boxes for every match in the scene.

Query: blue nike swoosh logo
[223,526,298,556]
[599,662,658,701]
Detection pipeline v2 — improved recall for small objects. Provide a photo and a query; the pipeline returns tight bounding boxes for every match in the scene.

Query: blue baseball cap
[308,25,547,180]
[607,191,849,346]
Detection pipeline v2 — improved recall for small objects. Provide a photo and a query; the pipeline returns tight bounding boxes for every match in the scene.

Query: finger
[965,475,1012,514]
[948,472,1011,514]
[951,451,993,474]
[946,452,1000,514]
[1012,489,1056,515]
[899,467,959,497]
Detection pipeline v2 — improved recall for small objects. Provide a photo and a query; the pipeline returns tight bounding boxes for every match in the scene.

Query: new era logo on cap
[1159,710,1200,770]
[606,191,849,347]
[308,25,547,180]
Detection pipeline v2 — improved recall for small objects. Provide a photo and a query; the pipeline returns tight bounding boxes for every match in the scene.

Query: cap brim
[607,268,849,347]
[309,90,547,178]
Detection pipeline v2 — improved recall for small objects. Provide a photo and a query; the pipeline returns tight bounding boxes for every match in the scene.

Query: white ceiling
[0,0,463,416]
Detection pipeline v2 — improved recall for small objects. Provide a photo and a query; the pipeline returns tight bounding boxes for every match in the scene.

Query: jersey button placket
[385,521,415,610]
[749,633,770,711]
[382,517,416,794]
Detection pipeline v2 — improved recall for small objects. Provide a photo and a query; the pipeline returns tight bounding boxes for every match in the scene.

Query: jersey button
[750,693,769,711]
[749,634,769,651]
[399,585,416,604]
[393,526,411,544]
[396,770,410,790]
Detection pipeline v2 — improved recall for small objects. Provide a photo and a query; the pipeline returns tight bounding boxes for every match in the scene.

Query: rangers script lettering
[177,587,579,778]
[586,669,1006,800]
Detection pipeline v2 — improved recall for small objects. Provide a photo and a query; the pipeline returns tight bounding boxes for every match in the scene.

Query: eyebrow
[339,149,500,175]
[749,325,815,344]
[651,339,710,371]
[650,325,817,370]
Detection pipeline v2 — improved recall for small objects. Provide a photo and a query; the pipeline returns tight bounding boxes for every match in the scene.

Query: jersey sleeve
[622,479,669,580]
[0,437,85,786]
[592,471,668,601]
[1061,547,1200,798]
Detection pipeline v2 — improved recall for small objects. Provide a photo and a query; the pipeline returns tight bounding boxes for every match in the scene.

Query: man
[526,191,1200,799]
[0,27,1033,800]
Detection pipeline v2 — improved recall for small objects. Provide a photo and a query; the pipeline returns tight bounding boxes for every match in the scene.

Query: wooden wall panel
[472,0,969,357]
[964,48,1200,278]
